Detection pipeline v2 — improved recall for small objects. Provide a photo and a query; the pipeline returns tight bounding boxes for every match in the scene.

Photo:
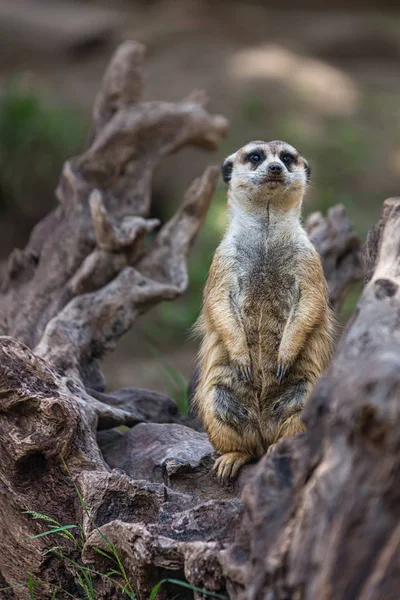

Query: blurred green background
[1,0,400,400]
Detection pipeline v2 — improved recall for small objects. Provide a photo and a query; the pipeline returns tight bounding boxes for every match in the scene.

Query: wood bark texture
[1,40,391,600]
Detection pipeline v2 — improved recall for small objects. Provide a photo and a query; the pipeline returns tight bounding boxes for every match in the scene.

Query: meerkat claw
[213,452,252,481]
[276,364,289,383]
[235,364,252,384]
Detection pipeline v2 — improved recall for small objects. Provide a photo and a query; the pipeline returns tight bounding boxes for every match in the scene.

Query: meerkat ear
[303,159,311,182]
[221,155,234,184]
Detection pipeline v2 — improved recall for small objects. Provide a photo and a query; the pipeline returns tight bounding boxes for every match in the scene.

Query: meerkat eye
[248,153,262,164]
[281,153,295,165]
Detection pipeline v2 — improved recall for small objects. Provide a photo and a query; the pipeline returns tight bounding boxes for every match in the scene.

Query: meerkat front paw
[233,360,252,384]
[276,362,291,384]
[213,451,253,481]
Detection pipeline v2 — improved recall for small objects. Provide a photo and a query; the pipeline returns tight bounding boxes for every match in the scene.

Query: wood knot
[374,278,398,299]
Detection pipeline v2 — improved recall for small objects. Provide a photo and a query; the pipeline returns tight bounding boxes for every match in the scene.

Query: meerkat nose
[268,163,283,174]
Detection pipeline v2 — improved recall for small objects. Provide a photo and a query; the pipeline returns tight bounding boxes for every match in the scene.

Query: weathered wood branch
[306,203,363,312]
[0,41,227,360]
[34,166,218,391]
[0,338,106,599]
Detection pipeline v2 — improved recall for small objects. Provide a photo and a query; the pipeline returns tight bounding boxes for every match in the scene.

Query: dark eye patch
[280,152,296,165]
[245,149,265,166]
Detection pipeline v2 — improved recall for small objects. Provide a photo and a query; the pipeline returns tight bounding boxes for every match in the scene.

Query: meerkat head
[221,140,310,214]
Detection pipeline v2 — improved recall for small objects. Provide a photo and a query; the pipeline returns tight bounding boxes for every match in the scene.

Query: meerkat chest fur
[221,201,310,332]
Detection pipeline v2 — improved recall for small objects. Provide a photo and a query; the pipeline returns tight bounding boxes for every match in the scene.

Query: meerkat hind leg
[210,384,257,480]
[213,451,253,481]
[276,410,307,439]
[267,411,306,454]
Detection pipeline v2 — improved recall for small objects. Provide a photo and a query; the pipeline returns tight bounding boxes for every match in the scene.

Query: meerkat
[193,140,335,481]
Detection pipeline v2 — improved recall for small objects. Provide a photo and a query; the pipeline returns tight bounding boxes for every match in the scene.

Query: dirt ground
[2,0,400,395]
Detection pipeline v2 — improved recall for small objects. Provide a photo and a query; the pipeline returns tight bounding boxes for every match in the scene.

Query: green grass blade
[24,512,62,527]
[60,458,136,596]
[27,572,35,600]
[25,511,76,544]
[82,568,95,599]
[148,581,164,600]
[59,531,77,544]
[145,343,189,414]
[109,544,134,593]
[61,555,136,598]
[75,571,91,599]
[149,579,227,600]
[61,460,118,555]
[78,524,86,549]
[42,545,69,557]
[0,580,79,600]
[0,584,26,592]
[162,365,189,415]
[105,569,121,577]
[61,556,118,585]
[25,524,77,541]
[92,546,116,562]
[167,578,227,598]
